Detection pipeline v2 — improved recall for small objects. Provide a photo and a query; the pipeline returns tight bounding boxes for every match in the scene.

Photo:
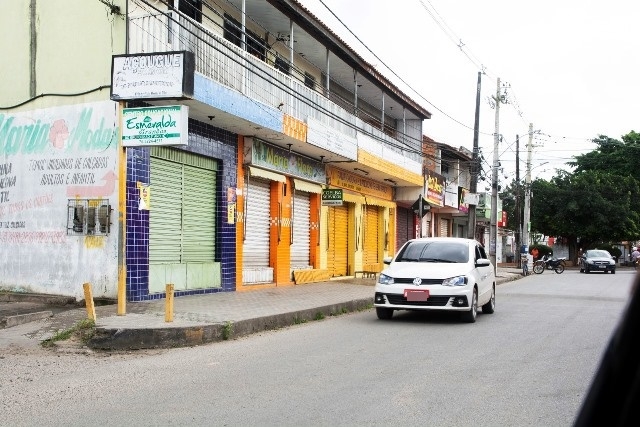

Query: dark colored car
[579,249,616,274]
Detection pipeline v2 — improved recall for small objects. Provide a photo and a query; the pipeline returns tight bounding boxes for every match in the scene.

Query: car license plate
[597,265,605,269]
[404,289,430,301]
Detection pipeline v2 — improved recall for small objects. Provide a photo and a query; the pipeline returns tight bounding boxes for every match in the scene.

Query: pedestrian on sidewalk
[631,247,640,269]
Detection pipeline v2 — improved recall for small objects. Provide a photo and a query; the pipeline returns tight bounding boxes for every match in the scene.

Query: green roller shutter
[149,147,218,292]
[183,165,215,262]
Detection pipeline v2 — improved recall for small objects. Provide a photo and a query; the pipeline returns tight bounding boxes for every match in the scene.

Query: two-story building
[2,0,438,301]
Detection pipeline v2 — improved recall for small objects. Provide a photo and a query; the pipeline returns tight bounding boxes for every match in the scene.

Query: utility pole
[515,134,521,267]
[468,71,481,240]
[489,78,505,272]
[522,123,533,252]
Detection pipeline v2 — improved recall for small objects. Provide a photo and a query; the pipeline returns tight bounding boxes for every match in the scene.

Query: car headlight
[587,259,595,265]
[442,275,468,287]
[378,273,394,285]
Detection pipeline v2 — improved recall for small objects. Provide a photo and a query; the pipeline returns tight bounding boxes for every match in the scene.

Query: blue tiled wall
[125,118,238,301]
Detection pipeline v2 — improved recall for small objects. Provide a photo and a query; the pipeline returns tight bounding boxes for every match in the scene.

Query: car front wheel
[461,289,478,323]
[376,307,394,320]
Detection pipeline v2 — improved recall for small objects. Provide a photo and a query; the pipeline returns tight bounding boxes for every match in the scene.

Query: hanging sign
[322,189,343,206]
[121,105,189,147]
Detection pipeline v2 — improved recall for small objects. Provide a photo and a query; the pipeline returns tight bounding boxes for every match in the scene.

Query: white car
[374,237,496,323]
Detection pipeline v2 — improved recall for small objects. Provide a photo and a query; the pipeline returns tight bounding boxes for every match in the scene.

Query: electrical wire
[0,85,111,110]
[134,0,457,166]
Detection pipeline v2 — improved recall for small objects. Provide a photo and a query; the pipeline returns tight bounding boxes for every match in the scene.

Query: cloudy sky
[297,0,640,182]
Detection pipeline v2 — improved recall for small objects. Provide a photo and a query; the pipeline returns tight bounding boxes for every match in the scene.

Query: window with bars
[67,199,112,236]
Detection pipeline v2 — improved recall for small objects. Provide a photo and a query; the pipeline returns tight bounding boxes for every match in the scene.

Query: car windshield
[587,250,611,258]
[396,241,469,263]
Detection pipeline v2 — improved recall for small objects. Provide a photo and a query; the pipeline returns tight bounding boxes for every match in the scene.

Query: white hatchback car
[374,237,496,323]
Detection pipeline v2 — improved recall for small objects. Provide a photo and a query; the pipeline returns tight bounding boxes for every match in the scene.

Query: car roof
[407,237,479,245]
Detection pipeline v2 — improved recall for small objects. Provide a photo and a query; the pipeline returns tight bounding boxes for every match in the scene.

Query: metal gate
[243,178,272,284]
[149,147,218,292]
[328,204,349,277]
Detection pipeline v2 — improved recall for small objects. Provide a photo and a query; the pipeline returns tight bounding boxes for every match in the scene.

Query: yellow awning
[248,166,286,183]
[293,179,323,194]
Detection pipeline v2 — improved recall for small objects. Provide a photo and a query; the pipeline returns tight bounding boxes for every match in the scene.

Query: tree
[499,131,640,263]
[569,131,640,177]
[530,170,640,254]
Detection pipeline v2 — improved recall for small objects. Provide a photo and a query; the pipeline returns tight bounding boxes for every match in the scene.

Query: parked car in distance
[579,249,616,274]
[373,237,496,323]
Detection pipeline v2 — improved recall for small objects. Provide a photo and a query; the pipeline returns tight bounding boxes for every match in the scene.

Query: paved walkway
[1,268,524,351]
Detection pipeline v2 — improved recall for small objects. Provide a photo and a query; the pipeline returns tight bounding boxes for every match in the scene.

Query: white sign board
[122,105,189,147]
[111,51,194,100]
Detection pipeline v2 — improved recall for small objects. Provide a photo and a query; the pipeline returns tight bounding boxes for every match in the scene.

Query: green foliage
[529,244,552,260]
[499,179,520,233]
[222,321,233,340]
[530,167,640,247]
[497,131,640,250]
[569,132,640,177]
[599,245,622,259]
[41,319,95,347]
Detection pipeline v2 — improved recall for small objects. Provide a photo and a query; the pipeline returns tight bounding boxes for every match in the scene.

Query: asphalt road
[1,269,634,426]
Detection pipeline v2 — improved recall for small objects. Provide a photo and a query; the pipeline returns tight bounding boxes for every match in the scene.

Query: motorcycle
[546,256,567,270]
[533,255,565,274]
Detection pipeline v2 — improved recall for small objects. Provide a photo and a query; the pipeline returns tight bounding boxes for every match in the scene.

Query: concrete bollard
[83,282,96,321]
[165,283,174,322]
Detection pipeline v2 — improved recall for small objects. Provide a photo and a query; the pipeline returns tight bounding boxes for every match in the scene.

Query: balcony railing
[128,13,422,167]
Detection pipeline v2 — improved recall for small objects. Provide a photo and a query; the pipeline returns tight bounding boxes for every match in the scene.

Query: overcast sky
[297,0,640,183]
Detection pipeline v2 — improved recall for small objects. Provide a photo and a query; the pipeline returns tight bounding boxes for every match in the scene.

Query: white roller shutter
[439,218,450,237]
[291,190,311,268]
[243,179,271,283]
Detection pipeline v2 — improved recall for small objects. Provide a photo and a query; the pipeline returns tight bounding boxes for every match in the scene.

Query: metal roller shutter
[364,205,379,265]
[243,179,272,283]
[328,204,349,277]
[149,157,183,263]
[149,147,218,292]
[291,190,311,268]
[183,165,215,262]
[396,207,411,251]
[439,218,450,237]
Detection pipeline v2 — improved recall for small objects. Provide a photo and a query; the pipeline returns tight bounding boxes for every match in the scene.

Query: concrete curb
[0,292,77,305]
[1,310,53,329]
[87,298,373,350]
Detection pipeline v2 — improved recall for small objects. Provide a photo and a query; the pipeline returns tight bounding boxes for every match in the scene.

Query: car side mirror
[383,256,393,265]
[476,259,491,267]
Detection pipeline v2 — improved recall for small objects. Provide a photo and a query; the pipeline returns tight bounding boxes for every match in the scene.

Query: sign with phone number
[322,189,343,206]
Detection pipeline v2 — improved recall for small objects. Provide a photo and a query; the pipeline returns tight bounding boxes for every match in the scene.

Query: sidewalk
[0,268,524,351]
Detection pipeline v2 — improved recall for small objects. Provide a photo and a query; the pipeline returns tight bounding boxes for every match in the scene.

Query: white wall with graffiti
[0,101,120,300]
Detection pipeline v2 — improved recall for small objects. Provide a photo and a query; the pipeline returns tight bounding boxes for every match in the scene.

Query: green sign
[121,105,189,147]
[322,189,343,206]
